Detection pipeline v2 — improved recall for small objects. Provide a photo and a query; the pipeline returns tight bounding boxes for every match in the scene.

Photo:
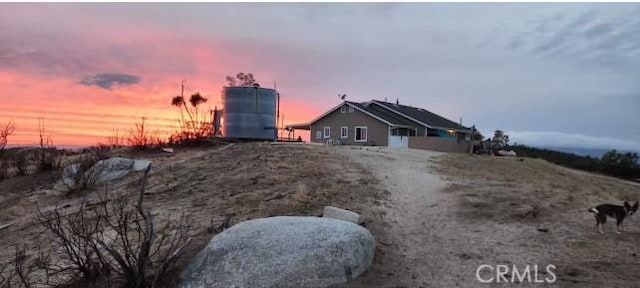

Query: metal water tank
[222,86,277,140]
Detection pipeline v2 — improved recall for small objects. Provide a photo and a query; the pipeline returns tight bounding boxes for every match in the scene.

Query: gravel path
[336,146,475,287]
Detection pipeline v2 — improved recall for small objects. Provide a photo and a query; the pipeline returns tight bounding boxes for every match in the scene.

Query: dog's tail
[588,207,599,214]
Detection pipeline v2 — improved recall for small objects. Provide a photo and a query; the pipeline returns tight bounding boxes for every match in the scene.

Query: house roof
[371,100,470,131]
[286,101,394,130]
[347,101,418,128]
[286,100,471,132]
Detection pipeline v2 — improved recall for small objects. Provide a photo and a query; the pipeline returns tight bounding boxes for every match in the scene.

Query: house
[287,100,474,153]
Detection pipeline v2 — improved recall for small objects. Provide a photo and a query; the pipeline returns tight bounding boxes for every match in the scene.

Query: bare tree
[0,121,15,155]
[0,121,15,180]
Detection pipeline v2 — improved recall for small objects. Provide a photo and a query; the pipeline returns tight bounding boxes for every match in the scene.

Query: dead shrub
[0,260,10,287]
[0,245,51,288]
[91,145,112,161]
[128,118,158,150]
[13,150,30,176]
[35,148,61,173]
[37,165,193,287]
[290,183,314,214]
[106,129,126,149]
[0,158,11,181]
[35,120,61,172]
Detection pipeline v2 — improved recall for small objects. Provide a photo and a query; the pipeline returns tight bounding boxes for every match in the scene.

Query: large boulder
[60,157,151,189]
[180,216,375,288]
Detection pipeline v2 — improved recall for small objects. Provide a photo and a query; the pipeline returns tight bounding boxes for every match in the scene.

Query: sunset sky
[1,3,639,152]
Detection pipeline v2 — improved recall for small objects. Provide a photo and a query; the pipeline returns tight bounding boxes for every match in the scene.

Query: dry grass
[0,142,386,287]
[437,154,640,287]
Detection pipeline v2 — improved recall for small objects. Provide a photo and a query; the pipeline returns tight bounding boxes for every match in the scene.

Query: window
[340,126,348,138]
[316,130,322,139]
[340,105,347,113]
[323,126,331,138]
[348,106,354,113]
[355,126,368,142]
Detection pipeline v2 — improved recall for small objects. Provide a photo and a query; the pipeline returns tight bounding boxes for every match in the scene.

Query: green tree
[601,150,640,169]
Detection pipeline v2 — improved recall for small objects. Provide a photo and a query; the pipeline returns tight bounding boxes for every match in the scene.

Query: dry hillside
[2,143,639,287]
[0,142,388,287]
[436,154,640,287]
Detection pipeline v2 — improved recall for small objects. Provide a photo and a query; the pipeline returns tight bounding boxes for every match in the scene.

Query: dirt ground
[338,146,640,288]
[2,143,639,287]
[0,142,387,287]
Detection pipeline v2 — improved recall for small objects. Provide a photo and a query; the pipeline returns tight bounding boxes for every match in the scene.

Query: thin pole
[276,92,280,140]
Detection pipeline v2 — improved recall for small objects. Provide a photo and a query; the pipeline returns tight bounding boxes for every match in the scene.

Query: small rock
[322,206,364,224]
[379,236,394,246]
[537,227,549,232]
[264,193,285,202]
[515,205,538,218]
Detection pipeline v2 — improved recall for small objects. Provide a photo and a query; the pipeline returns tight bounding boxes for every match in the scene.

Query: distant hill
[537,146,640,159]
[510,144,640,180]
[540,147,611,158]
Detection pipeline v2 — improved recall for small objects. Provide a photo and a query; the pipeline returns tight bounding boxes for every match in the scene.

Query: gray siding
[310,104,389,146]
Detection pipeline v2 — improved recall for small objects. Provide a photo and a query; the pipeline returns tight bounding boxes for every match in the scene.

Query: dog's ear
[624,201,631,208]
[633,201,639,212]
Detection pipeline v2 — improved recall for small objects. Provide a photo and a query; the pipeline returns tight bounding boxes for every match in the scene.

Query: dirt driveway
[338,146,482,287]
[338,146,640,288]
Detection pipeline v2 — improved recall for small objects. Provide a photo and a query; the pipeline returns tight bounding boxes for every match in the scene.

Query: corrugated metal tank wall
[222,86,277,140]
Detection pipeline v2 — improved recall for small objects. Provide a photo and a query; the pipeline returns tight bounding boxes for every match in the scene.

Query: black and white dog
[588,201,638,234]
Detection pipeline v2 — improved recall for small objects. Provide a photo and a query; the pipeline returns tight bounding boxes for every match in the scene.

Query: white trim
[323,126,331,138]
[306,101,394,127]
[340,105,347,113]
[315,130,322,139]
[355,126,368,142]
[348,106,354,113]
[340,126,348,139]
